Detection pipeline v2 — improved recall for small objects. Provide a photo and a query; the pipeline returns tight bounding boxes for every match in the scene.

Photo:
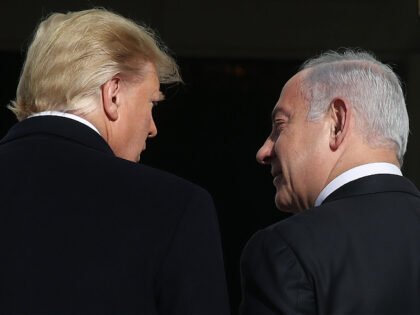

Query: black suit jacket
[241,174,420,314]
[0,116,230,314]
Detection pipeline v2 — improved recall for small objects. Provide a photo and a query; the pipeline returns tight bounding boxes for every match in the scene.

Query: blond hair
[9,8,181,120]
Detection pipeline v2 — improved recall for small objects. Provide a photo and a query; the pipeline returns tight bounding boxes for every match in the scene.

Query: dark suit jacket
[241,174,420,314]
[0,116,230,314]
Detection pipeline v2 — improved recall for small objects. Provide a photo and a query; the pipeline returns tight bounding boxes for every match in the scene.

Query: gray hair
[300,49,409,165]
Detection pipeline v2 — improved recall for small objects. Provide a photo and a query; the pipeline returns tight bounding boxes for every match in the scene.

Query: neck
[78,108,112,141]
[326,144,400,187]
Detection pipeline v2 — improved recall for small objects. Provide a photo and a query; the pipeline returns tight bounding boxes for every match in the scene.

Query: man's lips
[271,169,282,178]
[271,170,283,184]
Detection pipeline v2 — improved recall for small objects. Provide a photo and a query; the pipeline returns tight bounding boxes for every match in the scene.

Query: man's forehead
[271,71,307,121]
[283,70,306,95]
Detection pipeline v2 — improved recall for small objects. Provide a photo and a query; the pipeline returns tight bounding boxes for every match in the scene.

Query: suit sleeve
[240,229,316,314]
[155,187,230,315]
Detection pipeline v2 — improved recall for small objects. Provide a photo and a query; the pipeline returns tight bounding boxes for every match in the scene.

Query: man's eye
[275,120,285,131]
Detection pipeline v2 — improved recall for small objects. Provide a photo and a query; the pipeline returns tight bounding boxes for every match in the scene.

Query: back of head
[10,8,181,120]
[300,49,409,165]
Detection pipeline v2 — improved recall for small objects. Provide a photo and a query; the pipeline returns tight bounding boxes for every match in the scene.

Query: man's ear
[101,76,121,121]
[329,98,350,151]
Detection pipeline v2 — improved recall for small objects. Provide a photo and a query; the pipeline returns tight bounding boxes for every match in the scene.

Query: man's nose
[148,119,157,138]
[256,139,274,165]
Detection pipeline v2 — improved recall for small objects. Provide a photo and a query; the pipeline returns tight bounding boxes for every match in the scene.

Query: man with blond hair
[241,50,420,314]
[0,9,229,314]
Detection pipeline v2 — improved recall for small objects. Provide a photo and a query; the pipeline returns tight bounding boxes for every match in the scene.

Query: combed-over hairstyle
[9,8,181,120]
[300,49,409,164]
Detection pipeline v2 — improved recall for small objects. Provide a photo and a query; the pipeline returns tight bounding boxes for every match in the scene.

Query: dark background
[1,1,420,313]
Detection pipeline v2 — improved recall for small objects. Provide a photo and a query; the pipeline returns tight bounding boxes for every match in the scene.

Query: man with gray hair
[240,50,420,314]
[0,9,229,314]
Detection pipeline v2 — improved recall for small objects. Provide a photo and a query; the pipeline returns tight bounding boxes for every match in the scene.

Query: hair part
[299,49,409,165]
[9,8,182,120]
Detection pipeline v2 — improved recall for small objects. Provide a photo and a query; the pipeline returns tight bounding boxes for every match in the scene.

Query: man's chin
[275,194,300,214]
[126,153,141,163]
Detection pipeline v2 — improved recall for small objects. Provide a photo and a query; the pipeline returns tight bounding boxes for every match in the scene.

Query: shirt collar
[29,111,100,135]
[314,162,402,207]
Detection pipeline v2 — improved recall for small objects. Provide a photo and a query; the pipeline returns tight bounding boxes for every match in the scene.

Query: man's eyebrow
[271,108,287,122]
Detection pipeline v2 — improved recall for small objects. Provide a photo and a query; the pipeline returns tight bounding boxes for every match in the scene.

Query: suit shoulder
[245,206,333,256]
[106,156,211,199]
[242,223,294,263]
[253,210,312,240]
[241,221,315,313]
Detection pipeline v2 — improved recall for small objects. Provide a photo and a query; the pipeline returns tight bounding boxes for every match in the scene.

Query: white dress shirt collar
[29,111,100,135]
[314,162,402,207]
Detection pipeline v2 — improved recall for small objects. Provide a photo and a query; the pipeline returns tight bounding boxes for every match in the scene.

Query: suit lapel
[0,116,114,156]
[323,174,420,205]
